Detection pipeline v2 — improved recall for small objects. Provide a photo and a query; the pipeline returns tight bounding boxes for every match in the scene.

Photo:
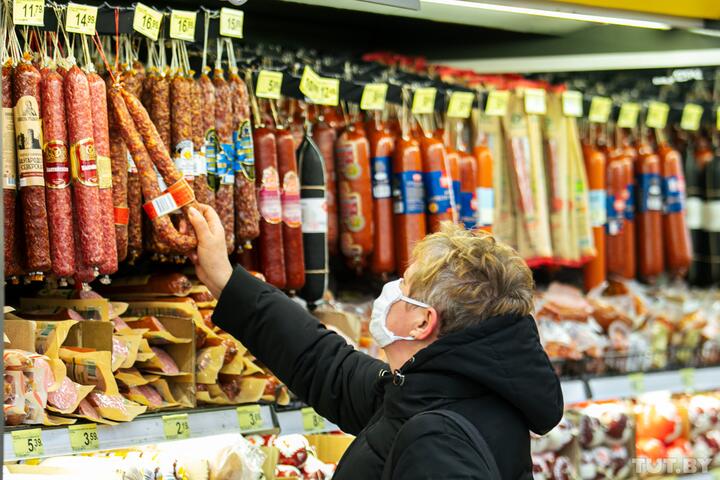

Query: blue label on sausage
[460,191,476,229]
[662,175,684,213]
[606,193,624,235]
[234,121,255,181]
[393,171,425,215]
[637,173,663,213]
[423,170,450,215]
[371,156,392,199]
[452,180,461,216]
[218,143,235,185]
[624,183,635,220]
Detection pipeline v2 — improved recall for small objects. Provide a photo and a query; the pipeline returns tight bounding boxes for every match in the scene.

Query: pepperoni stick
[3,62,23,280]
[106,74,128,262]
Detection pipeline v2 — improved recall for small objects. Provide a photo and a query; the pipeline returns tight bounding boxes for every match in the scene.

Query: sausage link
[368,119,396,275]
[170,75,194,183]
[605,156,631,279]
[190,77,213,208]
[420,134,453,233]
[120,69,143,258]
[40,67,75,279]
[635,143,664,281]
[197,73,216,209]
[228,69,250,127]
[277,129,305,291]
[14,61,52,275]
[150,73,171,154]
[393,137,426,275]
[88,73,118,276]
[582,143,607,291]
[458,152,478,229]
[312,122,339,256]
[473,144,494,232]
[234,118,260,248]
[106,74,128,262]
[3,62,23,279]
[213,69,235,253]
[658,143,693,277]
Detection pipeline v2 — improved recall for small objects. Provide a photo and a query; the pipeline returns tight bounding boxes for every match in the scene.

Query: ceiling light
[421,0,672,30]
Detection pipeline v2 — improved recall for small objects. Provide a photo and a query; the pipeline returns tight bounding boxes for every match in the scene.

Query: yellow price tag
[524,88,546,115]
[588,97,612,123]
[646,101,670,129]
[163,413,190,440]
[299,66,322,102]
[317,78,340,106]
[485,91,509,117]
[628,373,645,394]
[169,10,196,42]
[360,83,388,111]
[11,428,44,458]
[681,104,703,131]
[447,91,474,119]
[679,368,695,389]
[237,405,264,431]
[219,7,244,39]
[562,91,583,117]
[411,88,437,115]
[617,103,641,129]
[68,423,99,452]
[65,3,97,35]
[14,0,44,26]
[256,70,283,100]
[133,3,163,41]
[302,407,326,433]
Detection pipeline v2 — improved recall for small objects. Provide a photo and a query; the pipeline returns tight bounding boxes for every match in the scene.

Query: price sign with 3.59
[133,3,163,41]
[169,10,197,42]
[302,407,326,433]
[69,423,100,451]
[14,0,44,26]
[237,405,264,431]
[220,8,244,39]
[163,413,190,440]
[12,429,44,458]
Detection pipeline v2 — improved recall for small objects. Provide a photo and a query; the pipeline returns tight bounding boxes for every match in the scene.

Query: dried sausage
[14,60,52,276]
[3,62,22,279]
[635,142,664,281]
[705,150,720,282]
[582,143,606,291]
[213,69,235,254]
[106,74,128,262]
[420,134,452,233]
[40,67,75,279]
[276,129,305,291]
[658,143,693,277]
[312,121,338,256]
[171,75,195,186]
[473,144,494,232]
[196,73,216,209]
[336,125,374,269]
[88,73,118,276]
[393,136,426,275]
[458,152,477,229]
[254,127,286,288]
[367,118,395,275]
[122,69,144,259]
[150,73,171,154]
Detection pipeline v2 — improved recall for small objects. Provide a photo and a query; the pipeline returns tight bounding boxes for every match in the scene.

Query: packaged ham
[75,398,104,422]
[112,316,132,332]
[141,347,181,375]
[47,376,93,414]
[125,315,167,332]
[112,336,131,372]
[196,344,227,384]
[97,273,193,297]
[87,391,146,422]
[59,347,119,395]
[126,384,164,409]
[4,371,28,426]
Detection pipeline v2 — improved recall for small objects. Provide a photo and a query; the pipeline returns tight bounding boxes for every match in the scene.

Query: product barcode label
[301,197,328,234]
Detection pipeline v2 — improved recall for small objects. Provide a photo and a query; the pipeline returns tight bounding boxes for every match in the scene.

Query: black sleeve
[212,266,387,434]
[387,415,494,480]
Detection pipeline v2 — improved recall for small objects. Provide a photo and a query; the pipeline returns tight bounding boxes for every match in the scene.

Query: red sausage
[605,155,631,279]
[458,152,478,229]
[312,121,338,256]
[658,143,693,277]
[582,143,606,291]
[3,62,23,280]
[393,136,426,275]
[420,134,453,232]
[635,142,664,281]
[367,118,396,276]
[40,67,75,279]
[276,129,305,291]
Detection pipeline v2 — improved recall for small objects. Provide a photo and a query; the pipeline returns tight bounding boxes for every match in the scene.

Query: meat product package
[33,319,77,359]
[59,347,119,395]
[4,370,27,426]
[47,376,93,414]
[392,136,426,275]
[276,129,305,290]
[658,142,693,277]
[565,105,595,262]
[583,143,607,291]
[125,316,192,345]
[196,344,227,384]
[124,380,181,411]
[97,273,193,297]
[140,346,182,375]
[87,391,146,422]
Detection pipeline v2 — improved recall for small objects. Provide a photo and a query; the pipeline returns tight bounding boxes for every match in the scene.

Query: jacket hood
[382,314,564,435]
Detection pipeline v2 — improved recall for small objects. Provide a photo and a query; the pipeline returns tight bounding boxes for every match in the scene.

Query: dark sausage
[3,62,22,279]
[171,74,195,182]
[276,129,305,291]
[106,74,128,262]
[196,73,216,209]
[123,69,144,260]
[150,73,171,154]
[312,121,338,256]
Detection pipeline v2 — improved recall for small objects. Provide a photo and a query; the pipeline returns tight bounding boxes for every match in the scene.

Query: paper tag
[679,368,695,389]
[163,413,190,440]
[447,91,474,119]
[562,91,583,117]
[680,104,703,131]
[617,103,640,129]
[114,206,129,226]
[12,429,44,457]
[256,70,283,100]
[65,3,97,35]
[589,97,612,123]
[524,88,546,115]
[628,372,645,394]
[169,10,196,42]
[301,197,328,233]
[485,91,509,117]
[13,0,44,26]
[133,3,163,41]
[219,7,244,39]
[237,405,264,431]
[646,101,670,129]
[69,423,99,452]
[299,66,322,102]
[143,178,195,220]
[412,87,437,115]
[317,77,340,106]
[301,407,325,433]
[360,83,388,111]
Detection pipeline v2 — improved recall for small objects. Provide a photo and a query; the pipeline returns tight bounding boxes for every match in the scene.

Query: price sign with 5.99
[65,3,97,35]
[302,407,326,433]
[14,0,45,26]
[237,405,264,431]
[133,3,163,41]
[256,71,283,100]
[169,10,197,42]
[12,428,44,458]
[220,8,244,39]
[163,413,190,440]
[69,423,100,452]
[360,83,388,111]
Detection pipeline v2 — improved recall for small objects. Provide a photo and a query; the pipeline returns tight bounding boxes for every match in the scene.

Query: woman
[188,205,563,479]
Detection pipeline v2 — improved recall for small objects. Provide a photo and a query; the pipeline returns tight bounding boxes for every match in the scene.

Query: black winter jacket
[213,267,564,480]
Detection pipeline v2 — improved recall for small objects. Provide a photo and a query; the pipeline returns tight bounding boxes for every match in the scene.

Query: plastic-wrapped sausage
[473,143,494,232]
[106,74,128,262]
[40,67,75,279]
[276,129,305,291]
[420,134,453,233]
[367,117,395,276]
[14,60,52,276]
[635,142,664,281]
[605,156,630,279]
[197,72,216,209]
[582,143,607,291]
[393,136,426,275]
[458,152,478,229]
[88,73,118,276]
[213,69,235,253]
[312,121,338,256]
[658,142,693,277]
[3,62,22,279]
[687,140,713,285]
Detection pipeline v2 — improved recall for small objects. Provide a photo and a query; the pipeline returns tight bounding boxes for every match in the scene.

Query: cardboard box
[64,321,113,351]
[4,318,37,351]
[306,434,354,464]
[314,311,361,345]
[20,297,111,321]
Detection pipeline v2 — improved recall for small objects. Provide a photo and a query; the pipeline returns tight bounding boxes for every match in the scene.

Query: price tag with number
[220,7,244,39]
[360,83,388,111]
[13,0,44,26]
[485,91,509,117]
[169,10,196,42]
[680,104,703,131]
[318,78,340,106]
[646,101,670,129]
[299,66,322,102]
[163,413,190,440]
[12,429,44,458]
[524,88,547,115]
[302,407,326,433]
[447,91,474,119]
[412,88,437,115]
[65,4,97,35]
[133,3,163,41]
[562,91,583,117]
[256,70,283,100]
[237,405,264,431]
[628,373,645,394]
[679,368,695,390]
[69,423,99,451]
[617,103,641,129]
[589,97,612,123]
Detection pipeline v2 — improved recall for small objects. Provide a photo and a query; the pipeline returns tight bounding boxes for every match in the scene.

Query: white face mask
[370,279,431,348]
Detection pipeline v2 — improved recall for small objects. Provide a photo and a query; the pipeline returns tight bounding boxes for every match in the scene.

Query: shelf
[561,380,588,405]
[587,366,720,401]
[275,407,340,436]
[3,404,277,462]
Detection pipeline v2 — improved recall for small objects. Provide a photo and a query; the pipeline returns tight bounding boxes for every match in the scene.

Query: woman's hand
[187,204,233,299]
